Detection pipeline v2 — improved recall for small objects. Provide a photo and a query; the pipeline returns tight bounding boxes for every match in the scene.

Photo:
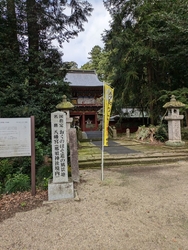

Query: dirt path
[1,161,188,250]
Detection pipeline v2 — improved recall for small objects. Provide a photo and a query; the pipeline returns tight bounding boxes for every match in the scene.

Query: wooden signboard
[0,117,36,195]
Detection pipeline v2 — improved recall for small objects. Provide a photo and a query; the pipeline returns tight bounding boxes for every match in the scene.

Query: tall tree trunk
[147,39,155,125]
[147,59,154,125]
[26,0,39,86]
[7,0,19,54]
[185,110,188,127]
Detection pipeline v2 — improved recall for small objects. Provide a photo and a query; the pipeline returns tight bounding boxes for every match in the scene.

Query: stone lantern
[56,95,74,143]
[163,95,185,146]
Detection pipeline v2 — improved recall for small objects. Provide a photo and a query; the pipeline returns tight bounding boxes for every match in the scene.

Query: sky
[62,1,111,68]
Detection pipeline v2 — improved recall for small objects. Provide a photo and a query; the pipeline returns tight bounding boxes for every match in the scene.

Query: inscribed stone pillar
[51,111,68,183]
[48,111,74,201]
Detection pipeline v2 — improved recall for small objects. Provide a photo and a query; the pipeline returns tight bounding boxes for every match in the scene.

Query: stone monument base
[165,140,185,147]
[48,180,74,201]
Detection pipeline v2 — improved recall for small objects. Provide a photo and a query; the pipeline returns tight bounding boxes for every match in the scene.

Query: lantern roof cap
[56,95,74,110]
[163,95,185,109]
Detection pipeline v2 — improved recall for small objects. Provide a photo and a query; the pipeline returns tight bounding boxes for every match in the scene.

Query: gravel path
[1,161,188,250]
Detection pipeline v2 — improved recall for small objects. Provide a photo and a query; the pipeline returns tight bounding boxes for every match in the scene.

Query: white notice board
[0,118,31,157]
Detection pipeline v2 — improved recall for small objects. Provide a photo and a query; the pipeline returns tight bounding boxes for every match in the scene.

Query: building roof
[65,70,103,87]
[110,108,149,121]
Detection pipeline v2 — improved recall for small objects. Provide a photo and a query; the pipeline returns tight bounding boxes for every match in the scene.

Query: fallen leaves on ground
[0,190,48,222]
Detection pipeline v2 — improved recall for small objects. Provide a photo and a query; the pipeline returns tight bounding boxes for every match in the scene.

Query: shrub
[181,127,188,140]
[11,139,46,175]
[36,165,52,190]
[4,174,30,193]
[0,159,13,184]
[0,182,3,194]
[154,124,168,142]
[37,165,52,180]
[39,175,52,190]
[35,139,45,166]
[11,157,31,175]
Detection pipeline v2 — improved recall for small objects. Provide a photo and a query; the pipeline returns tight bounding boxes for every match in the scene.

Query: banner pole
[101,82,105,181]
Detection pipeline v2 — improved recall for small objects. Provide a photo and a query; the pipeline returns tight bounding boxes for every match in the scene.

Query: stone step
[78,153,188,168]
[78,139,188,168]
[78,150,188,161]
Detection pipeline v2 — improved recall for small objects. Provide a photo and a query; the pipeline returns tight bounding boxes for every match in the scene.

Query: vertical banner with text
[104,84,114,146]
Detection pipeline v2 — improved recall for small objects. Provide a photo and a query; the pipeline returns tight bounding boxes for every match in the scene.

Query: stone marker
[48,111,74,201]
[69,128,80,183]
[51,111,68,183]
[112,126,117,139]
[126,128,130,138]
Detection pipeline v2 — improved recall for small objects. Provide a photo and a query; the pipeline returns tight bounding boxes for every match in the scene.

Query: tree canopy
[0,0,93,143]
[102,0,188,124]
[81,45,111,82]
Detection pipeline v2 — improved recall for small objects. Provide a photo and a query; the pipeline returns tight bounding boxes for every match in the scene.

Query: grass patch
[100,178,114,186]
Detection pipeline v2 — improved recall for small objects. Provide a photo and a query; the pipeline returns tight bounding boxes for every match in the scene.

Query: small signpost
[0,116,36,195]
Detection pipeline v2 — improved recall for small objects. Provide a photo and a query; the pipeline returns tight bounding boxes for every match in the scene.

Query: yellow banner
[104,84,114,146]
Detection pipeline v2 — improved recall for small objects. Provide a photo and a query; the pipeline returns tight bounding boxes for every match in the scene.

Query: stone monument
[48,109,74,201]
[163,95,185,147]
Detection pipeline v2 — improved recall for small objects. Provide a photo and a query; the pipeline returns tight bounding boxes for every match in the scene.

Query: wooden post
[31,116,36,196]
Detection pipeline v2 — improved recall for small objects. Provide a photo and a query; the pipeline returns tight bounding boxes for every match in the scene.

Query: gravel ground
[1,161,188,250]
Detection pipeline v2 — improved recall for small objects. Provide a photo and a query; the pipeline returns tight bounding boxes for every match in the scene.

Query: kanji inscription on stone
[51,111,68,183]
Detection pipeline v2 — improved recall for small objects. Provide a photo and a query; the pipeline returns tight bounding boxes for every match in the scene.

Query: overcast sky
[62,1,111,68]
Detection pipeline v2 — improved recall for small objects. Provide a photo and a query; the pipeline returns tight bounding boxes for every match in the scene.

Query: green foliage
[0,182,3,194]
[4,174,30,193]
[154,124,168,142]
[37,165,52,190]
[181,128,188,141]
[102,0,188,124]
[39,177,50,190]
[11,157,31,176]
[0,0,93,87]
[37,165,52,181]
[0,139,52,193]
[35,140,45,166]
[35,142,52,190]
[81,46,110,82]
[20,201,27,207]
[0,0,93,149]
[10,139,46,177]
[0,159,13,184]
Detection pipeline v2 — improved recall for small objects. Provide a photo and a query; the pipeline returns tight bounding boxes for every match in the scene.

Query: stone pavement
[85,131,138,154]
[92,140,139,154]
